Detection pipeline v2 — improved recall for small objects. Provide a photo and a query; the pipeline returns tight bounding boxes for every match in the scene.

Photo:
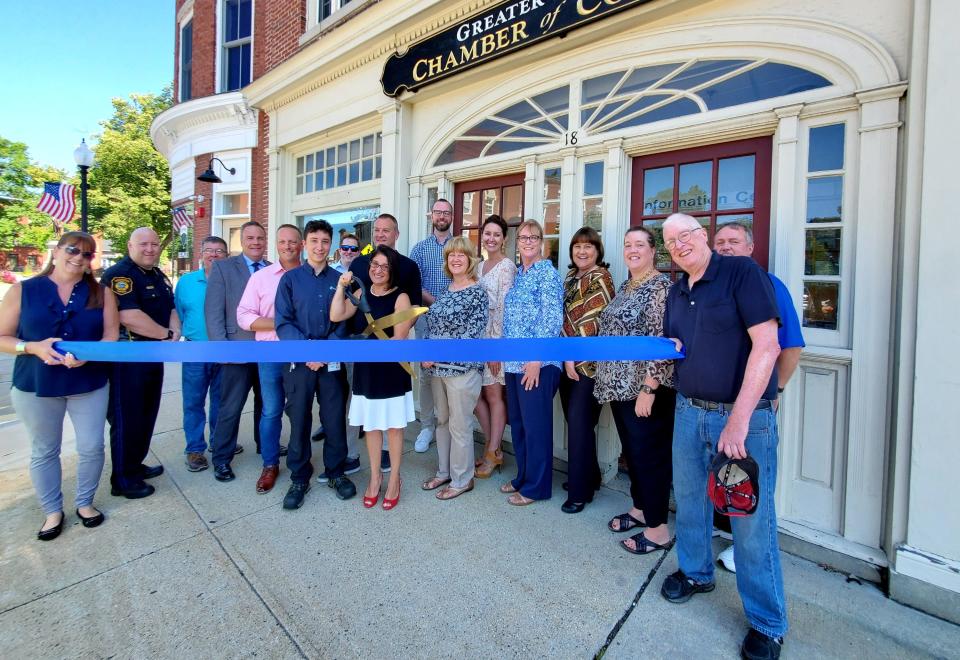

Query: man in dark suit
[205,221,269,482]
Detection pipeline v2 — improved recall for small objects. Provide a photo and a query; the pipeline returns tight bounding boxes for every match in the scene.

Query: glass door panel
[454,174,525,260]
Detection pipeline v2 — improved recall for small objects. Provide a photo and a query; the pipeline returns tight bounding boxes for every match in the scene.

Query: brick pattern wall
[174,0,218,104]
[252,113,271,228]
[169,153,215,272]
[254,0,306,78]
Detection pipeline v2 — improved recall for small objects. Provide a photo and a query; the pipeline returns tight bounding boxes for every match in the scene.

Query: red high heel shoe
[363,479,382,509]
[382,478,403,510]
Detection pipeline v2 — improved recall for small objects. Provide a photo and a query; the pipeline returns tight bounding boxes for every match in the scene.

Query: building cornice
[151,92,258,161]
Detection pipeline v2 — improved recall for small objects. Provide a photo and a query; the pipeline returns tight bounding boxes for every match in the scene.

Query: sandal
[499,482,518,494]
[507,492,536,506]
[608,512,646,533]
[437,481,474,500]
[421,476,452,491]
[619,532,671,555]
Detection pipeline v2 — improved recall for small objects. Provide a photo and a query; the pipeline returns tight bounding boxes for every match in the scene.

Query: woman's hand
[521,361,541,391]
[488,361,501,377]
[62,352,87,369]
[306,361,326,371]
[28,338,66,366]
[421,361,435,369]
[564,361,579,381]
[338,272,354,290]
[635,392,655,418]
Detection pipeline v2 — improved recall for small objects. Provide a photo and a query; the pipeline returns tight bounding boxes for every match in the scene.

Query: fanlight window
[434,59,830,166]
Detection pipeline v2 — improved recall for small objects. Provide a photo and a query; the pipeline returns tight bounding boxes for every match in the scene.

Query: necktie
[252,262,262,273]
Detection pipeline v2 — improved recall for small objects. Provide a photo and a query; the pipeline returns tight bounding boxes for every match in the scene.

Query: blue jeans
[258,362,286,468]
[672,393,788,638]
[182,362,221,454]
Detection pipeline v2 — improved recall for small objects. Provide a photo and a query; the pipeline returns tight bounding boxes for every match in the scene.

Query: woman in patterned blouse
[594,226,676,554]
[474,215,516,478]
[559,227,615,514]
[421,237,489,500]
[500,220,564,506]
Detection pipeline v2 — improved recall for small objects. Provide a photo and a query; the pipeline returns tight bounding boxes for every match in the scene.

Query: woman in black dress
[331,245,415,510]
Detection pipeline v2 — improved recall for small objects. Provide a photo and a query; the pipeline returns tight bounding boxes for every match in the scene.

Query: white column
[379,100,413,251]
[843,83,906,548]
[603,139,627,282]
[523,158,537,220]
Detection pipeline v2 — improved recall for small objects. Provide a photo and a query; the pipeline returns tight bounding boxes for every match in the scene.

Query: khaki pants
[431,370,482,488]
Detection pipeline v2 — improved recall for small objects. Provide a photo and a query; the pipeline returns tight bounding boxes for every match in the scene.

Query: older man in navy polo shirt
[659,213,787,660]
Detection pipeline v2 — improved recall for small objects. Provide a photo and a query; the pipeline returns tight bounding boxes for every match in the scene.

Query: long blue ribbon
[55,337,683,363]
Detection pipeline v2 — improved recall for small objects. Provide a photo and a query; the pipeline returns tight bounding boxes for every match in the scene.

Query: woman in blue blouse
[500,220,564,505]
[0,232,119,540]
[421,237,488,500]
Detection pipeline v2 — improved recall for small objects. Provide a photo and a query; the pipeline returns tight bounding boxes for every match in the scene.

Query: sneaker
[283,482,311,510]
[316,471,330,484]
[343,457,362,475]
[740,629,783,660]
[718,545,737,573]
[311,427,326,443]
[185,452,208,472]
[414,428,434,452]
[329,476,357,501]
[660,570,715,604]
[380,449,392,473]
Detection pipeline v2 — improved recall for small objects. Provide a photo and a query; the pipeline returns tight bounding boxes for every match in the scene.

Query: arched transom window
[435,59,830,166]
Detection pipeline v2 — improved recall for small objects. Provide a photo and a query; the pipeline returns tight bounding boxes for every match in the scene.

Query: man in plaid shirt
[409,199,454,452]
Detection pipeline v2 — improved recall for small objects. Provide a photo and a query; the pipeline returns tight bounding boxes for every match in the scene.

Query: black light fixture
[196,157,236,184]
[73,139,94,233]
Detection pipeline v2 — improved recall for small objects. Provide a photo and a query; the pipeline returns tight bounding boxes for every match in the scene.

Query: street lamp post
[73,139,94,233]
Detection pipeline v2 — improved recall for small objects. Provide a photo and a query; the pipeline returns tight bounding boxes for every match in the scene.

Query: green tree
[87,89,174,252]
[0,137,66,251]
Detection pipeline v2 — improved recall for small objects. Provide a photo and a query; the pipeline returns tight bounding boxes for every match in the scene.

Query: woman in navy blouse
[0,232,119,540]
[500,220,564,506]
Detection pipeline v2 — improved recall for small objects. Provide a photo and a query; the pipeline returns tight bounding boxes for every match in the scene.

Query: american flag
[36,182,76,226]
[172,206,192,233]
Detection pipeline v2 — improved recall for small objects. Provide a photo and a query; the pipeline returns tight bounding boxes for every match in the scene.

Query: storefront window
[803,123,846,330]
[297,205,381,256]
[541,168,561,268]
[582,161,604,233]
[296,132,382,195]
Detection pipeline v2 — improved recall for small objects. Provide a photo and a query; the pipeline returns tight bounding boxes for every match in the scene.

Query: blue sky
[0,1,174,173]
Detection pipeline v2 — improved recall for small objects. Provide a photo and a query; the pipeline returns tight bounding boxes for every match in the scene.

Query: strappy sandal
[507,492,536,506]
[421,476,451,491]
[436,481,474,500]
[619,532,671,555]
[608,512,646,533]
[499,482,518,494]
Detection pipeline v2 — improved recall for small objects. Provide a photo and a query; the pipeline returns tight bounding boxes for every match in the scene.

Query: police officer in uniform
[101,227,181,498]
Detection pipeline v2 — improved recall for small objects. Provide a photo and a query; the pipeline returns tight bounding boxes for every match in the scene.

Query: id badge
[327,362,340,372]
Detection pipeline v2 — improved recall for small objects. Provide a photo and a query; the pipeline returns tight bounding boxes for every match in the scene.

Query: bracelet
[14,340,27,354]
[639,384,655,395]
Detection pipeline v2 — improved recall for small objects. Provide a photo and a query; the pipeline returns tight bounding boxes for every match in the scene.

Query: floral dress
[593,273,675,404]
[477,257,517,385]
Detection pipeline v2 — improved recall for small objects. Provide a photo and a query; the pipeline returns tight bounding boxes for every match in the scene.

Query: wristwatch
[166,329,175,340]
[639,384,656,395]
[14,340,27,354]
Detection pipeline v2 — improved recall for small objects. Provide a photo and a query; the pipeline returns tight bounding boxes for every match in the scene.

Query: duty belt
[687,397,773,414]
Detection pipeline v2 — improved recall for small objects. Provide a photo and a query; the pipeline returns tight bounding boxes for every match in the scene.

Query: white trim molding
[151,92,259,169]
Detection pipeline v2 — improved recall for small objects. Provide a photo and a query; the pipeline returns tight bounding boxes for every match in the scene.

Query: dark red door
[454,173,525,259]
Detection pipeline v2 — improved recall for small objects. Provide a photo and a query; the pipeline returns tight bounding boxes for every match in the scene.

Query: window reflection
[678,161,712,212]
[806,176,843,223]
[643,167,674,216]
[805,229,841,276]
[803,281,839,330]
[717,156,755,210]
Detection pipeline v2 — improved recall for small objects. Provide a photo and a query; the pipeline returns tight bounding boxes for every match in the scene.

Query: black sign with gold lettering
[380,0,654,97]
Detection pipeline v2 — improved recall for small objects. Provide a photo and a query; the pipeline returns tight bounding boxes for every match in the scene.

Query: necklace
[625,267,658,291]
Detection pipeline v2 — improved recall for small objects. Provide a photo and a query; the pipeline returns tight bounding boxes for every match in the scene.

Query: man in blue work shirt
[174,236,228,473]
[409,198,454,453]
[275,219,356,510]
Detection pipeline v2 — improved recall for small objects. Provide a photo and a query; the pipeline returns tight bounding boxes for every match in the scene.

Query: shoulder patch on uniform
[112,277,133,295]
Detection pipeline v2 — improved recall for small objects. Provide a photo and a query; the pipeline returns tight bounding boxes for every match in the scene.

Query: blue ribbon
[55,337,683,363]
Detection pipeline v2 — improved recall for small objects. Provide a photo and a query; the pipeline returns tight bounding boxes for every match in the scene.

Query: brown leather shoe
[185,452,208,472]
[256,466,280,494]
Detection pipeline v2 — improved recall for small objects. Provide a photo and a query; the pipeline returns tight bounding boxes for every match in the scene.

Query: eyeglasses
[339,245,360,253]
[369,261,390,272]
[431,209,453,217]
[664,228,703,252]
[517,234,542,244]
[64,245,95,259]
[202,248,227,255]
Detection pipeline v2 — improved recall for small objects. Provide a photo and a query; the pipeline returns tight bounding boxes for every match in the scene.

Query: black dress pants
[283,363,348,484]
[559,372,602,502]
[609,387,676,528]
[211,363,262,467]
[108,361,164,488]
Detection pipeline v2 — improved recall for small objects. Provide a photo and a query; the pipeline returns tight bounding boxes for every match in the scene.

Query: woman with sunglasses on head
[559,227,615,514]
[593,226,676,555]
[473,215,516,478]
[331,245,416,510]
[0,232,119,540]
[500,219,564,506]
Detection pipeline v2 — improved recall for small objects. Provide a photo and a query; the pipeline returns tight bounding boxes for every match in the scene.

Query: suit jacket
[205,255,271,341]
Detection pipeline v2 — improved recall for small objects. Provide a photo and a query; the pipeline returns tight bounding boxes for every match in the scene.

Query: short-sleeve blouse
[593,273,675,404]
[425,283,489,378]
[562,267,615,378]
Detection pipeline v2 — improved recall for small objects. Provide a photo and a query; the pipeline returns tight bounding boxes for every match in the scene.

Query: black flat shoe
[561,500,586,514]
[140,464,164,480]
[110,481,156,499]
[37,511,65,541]
[214,464,236,482]
[76,508,105,528]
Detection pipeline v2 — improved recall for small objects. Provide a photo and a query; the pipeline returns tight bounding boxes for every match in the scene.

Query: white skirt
[348,391,416,431]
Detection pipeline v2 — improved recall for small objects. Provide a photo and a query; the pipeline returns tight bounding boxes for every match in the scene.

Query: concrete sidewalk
[1,365,958,659]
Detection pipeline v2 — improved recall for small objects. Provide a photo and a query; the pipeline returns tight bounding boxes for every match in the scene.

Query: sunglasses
[340,245,360,252]
[64,245,96,259]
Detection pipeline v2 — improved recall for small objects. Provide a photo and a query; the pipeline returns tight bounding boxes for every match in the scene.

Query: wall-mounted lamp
[196,157,236,184]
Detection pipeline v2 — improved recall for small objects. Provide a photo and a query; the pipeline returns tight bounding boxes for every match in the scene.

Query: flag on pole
[172,206,192,233]
[36,182,76,226]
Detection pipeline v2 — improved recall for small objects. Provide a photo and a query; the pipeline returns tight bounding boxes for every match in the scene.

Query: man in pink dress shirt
[236,224,303,494]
